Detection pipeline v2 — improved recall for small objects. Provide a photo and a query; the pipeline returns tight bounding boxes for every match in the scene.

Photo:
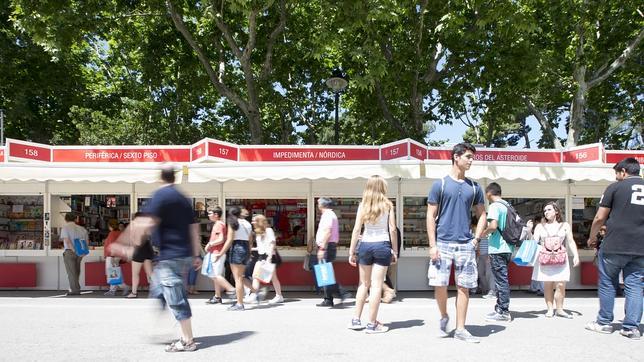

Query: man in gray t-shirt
[426,143,486,343]
[60,212,88,295]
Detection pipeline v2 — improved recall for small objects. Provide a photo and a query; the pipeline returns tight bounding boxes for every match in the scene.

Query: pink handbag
[538,224,567,266]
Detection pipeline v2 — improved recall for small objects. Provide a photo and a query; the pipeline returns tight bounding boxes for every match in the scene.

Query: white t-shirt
[233,219,252,241]
[256,227,276,255]
[316,209,339,246]
[60,222,89,251]
[358,204,391,243]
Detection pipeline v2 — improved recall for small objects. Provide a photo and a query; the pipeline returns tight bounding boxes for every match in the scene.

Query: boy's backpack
[494,200,526,247]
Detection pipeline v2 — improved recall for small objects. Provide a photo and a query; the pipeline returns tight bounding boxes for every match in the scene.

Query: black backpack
[494,200,526,246]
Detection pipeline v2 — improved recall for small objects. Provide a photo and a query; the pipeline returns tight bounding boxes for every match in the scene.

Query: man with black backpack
[481,182,522,322]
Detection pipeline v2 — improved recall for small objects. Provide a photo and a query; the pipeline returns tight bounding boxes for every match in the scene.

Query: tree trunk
[247,109,263,144]
[568,64,587,147]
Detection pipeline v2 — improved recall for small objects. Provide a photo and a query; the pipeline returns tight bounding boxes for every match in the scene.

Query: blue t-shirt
[144,185,194,261]
[487,200,513,254]
[428,176,484,243]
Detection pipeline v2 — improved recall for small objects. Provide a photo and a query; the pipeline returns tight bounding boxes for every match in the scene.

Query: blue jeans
[187,256,202,286]
[596,250,644,330]
[150,257,192,321]
[490,253,512,313]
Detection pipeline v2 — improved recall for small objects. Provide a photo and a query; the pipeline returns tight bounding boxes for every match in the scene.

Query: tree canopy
[2,0,642,149]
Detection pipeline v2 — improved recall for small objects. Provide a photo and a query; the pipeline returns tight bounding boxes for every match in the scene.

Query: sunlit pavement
[0,290,641,361]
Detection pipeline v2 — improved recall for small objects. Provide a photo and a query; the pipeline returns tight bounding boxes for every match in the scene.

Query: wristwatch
[474,237,481,244]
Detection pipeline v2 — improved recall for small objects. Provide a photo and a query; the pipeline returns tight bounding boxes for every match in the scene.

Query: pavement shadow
[511,310,544,319]
[388,319,425,331]
[465,324,506,337]
[249,303,286,310]
[195,331,255,349]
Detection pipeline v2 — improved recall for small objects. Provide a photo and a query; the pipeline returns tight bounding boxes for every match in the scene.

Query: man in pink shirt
[315,197,350,307]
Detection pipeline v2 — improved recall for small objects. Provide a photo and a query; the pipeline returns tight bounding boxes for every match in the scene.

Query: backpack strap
[435,176,446,222]
[466,177,478,210]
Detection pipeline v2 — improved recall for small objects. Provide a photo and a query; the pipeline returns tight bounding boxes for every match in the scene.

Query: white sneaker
[243,293,259,304]
[268,295,284,305]
[438,316,450,338]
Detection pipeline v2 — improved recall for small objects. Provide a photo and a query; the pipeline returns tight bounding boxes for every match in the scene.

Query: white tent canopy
[0,164,177,184]
[423,161,616,182]
[188,160,422,182]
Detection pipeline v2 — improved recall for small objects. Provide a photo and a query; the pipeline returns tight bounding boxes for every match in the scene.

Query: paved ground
[0,290,641,361]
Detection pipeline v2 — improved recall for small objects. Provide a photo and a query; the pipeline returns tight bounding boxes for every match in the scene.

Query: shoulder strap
[466,178,477,210]
[436,176,446,222]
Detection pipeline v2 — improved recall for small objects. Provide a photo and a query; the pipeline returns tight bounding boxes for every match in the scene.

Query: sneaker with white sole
[268,295,284,305]
[103,290,116,296]
[165,339,197,352]
[619,328,641,340]
[348,318,365,330]
[244,293,259,304]
[365,321,388,334]
[585,321,613,334]
[227,303,245,311]
[454,329,480,343]
[482,291,496,299]
[438,316,450,338]
[485,311,511,322]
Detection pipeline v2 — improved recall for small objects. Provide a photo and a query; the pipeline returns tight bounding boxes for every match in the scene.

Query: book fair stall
[0,137,641,292]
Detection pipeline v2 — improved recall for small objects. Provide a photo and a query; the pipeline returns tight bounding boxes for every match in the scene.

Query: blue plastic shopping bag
[201,252,213,276]
[513,239,538,266]
[73,238,89,256]
[314,261,336,287]
[107,265,123,285]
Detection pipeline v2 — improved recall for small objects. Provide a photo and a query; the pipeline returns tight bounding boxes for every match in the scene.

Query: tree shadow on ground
[464,324,506,337]
[388,319,425,331]
[195,331,256,349]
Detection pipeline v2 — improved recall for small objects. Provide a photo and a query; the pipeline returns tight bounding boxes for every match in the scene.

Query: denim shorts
[358,241,392,266]
[228,240,250,265]
[150,257,192,321]
[428,241,478,289]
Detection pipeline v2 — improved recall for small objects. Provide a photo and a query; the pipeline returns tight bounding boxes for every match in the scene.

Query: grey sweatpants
[63,250,83,293]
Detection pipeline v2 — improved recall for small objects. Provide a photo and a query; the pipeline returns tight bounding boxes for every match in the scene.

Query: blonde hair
[253,214,268,235]
[360,175,393,224]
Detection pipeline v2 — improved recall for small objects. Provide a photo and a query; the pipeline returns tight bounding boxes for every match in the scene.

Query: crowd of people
[59,146,643,352]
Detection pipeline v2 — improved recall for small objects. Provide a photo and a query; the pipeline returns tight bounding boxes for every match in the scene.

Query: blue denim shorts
[150,257,192,321]
[228,240,250,265]
[358,241,392,266]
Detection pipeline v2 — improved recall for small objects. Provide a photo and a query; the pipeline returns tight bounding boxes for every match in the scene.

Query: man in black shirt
[585,158,644,340]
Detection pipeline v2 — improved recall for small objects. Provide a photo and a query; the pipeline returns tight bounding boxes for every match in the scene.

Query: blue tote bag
[201,252,213,276]
[73,238,89,256]
[513,239,538,266]
[314,261,336,287]
[107,265,123,285]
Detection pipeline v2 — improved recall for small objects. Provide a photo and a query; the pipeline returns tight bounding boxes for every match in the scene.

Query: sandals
[126,292,138,299]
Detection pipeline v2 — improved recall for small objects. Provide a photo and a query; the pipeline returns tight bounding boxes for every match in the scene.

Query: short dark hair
[208,206,223,218]
[451,143,477,164]
[613,157,640,176]
[160,165,176,184]
[485,182,502,196]
[64,212,76,222]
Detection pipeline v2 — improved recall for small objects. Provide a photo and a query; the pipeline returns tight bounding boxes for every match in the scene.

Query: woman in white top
[532,201,580,318]
[348,175,398,333]
[214,206,252,311]
[245,214,284,304]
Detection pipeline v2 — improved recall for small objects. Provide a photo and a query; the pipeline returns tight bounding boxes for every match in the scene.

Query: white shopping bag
[253,260,276,284]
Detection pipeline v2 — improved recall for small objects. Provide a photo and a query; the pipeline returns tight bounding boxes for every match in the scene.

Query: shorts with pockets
[428,241,478,289]
[150,257,192,321]
[358,241,392,266]
[228,240,250,265]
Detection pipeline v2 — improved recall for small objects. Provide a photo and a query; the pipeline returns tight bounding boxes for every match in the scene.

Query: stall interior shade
[0,195,44,250]
[572,198,599,248]
[314,197,397,247]
[403,197,427,248]
[192,198,219,246]
[226,199,307,247]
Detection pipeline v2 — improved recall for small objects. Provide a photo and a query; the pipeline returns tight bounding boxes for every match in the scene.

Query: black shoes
[316,300,334,307]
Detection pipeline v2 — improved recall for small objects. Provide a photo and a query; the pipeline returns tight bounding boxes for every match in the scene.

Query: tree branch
[260,0,287,80]
[588,27,644,88]
[523,96,563,149]
[211,4,243,61]
[242,8,259,64]
[422,41,443,83]
[166,1,248,113]
[375,81,407,136]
